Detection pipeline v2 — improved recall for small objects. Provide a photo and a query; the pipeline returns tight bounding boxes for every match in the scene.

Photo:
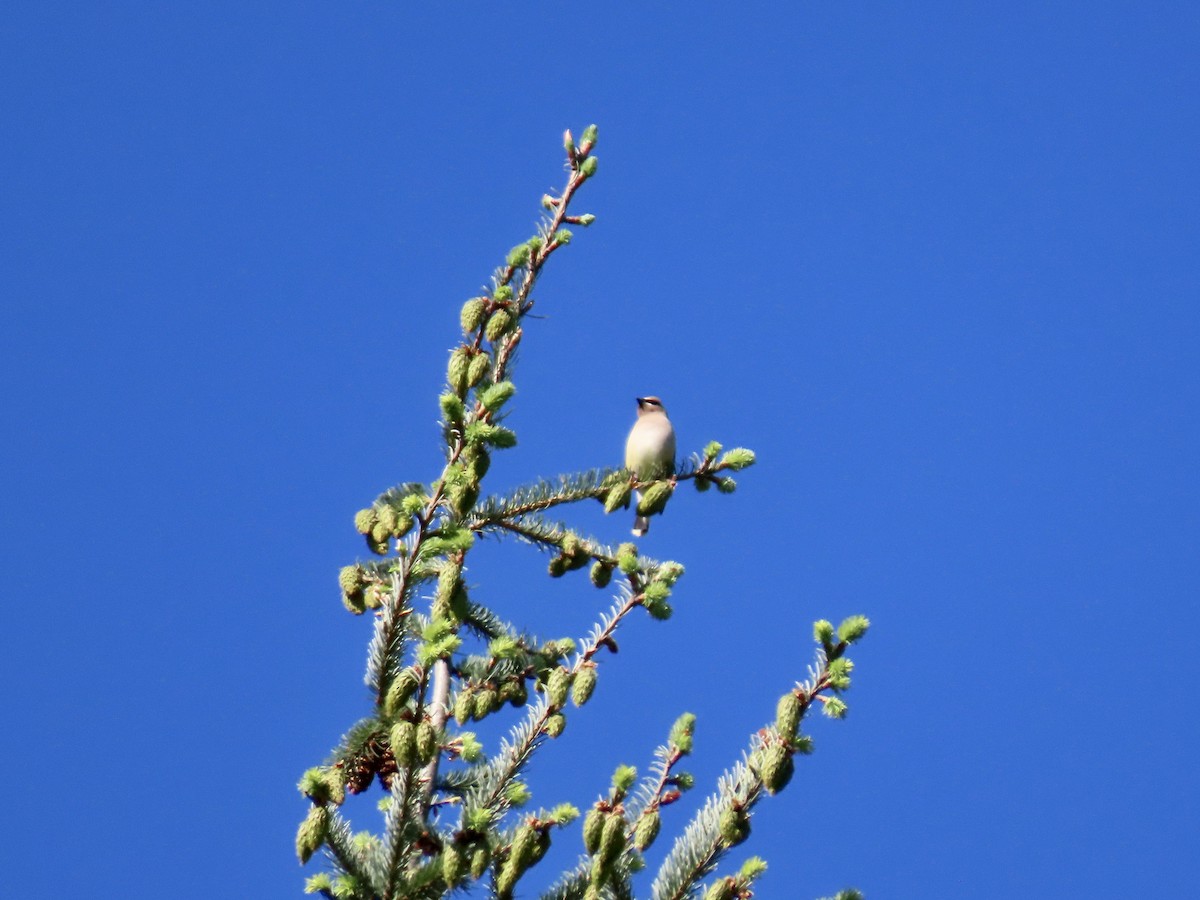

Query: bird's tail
[632,514,649,537]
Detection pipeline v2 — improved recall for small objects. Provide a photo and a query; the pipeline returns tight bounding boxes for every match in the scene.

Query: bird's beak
[636,397,645,407]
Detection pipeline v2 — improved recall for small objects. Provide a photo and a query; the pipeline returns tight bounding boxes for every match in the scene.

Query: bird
[624,396,676,536]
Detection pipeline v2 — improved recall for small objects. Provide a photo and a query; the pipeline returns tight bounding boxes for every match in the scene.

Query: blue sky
[2,4,1197,898]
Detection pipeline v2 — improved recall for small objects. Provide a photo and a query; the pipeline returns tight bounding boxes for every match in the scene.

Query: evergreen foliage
[298,127,869,899]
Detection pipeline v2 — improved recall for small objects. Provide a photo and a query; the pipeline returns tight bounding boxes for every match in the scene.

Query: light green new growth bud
[643,596,673,620]
[548,555,566,578]
[719,447,756,470]
[553,229,572,246]
[527,235,544,253]
[549,803,580,825]
[827,656,854,691]
[580,156,598,177]
[458,731,483,763]
[441,846,464,886]
[464,807,492,832]
[454,690,473,725]
[776,692,802,739]
[467,422,518,449]
[493,284,514,303]
[296,806,330,863]
[502,677,528,707]
[467,351,490,387]
[544,712,566,737]
[611,764,637,794]
[598,812,626,863]
[353,508,377,535]
[704,880,735,900]
[718,807,750,847]
[460,297,487,334]
[480,380,516,412]
[399,493,427,517]
[581,124,599,145]
[617,543,638,574]
[822,696,848,719]
[304,873,334,894]
[507,243,530,268]
[578,213,596,226]
[813,619,835,644]
[702,441,723,461]
[589,560,613,588]
[656,561,685,585]
[505,781,531,807]
[546,667,571,708]
[792,734,815,755]
[837,614,871,644]
[695,476,711,492]
[541,193,557,209]
[739,857,768,881]
[572,665,597,706]
[390,721,417,767]
[440,391,466,427]
[363,584,387,610]
[670,712,696,754]
[583,807,605,854]
[416,722,438,764]
[488,635,520,659]
[485,309,513,343]
[760,743,794,795]
[634,810,661,850]
[637,482,673,516]
[604,481,632,513]
[643,581,671,604]
[448,346,472,395]
[674,771,695,790]
[297,767,336,804]
[384,670,420,716]
[715,477,737,494]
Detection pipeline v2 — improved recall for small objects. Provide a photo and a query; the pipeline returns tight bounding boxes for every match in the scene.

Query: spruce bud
[571,665,597,707]
[703,878,735,900]
[295,806,330,863]
[467,351,490,387]
[441,846,464,886]
[775,691,802,739]
[583,807,605,854]
[598,812,626,863]
[616,543,638,574]
[636,482,673,516]
[837,614,871,644]
[813,619,835,645]
[480,380,516,412]
[544,712,566,737]
[416,722,438,764]
[384,670,420,717]
[338,565,362,595]
[589,560,613,588]
[493,285,514,304]
[580,156,598,178]
[460,297,487,333]
[546,667,571,708]
[353,508,377,535]
[577,213,596,227]
[552,228,572,246]
[634,810,660,851]
[470,846,489,878]
[390,721,417,768]
[454,690,473,725]
[760,743,794,795]
[473,690,495,721]
[718,447,756,470]
[603,481,632,513]
[342,588,366,615]
[718,807,750,847]
[485,309,513,343]
[447,347,471,396]
[507,243,530,268]
[716,477,737,493]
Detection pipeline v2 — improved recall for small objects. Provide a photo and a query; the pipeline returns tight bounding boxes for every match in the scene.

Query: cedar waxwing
[625,396,676,536]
